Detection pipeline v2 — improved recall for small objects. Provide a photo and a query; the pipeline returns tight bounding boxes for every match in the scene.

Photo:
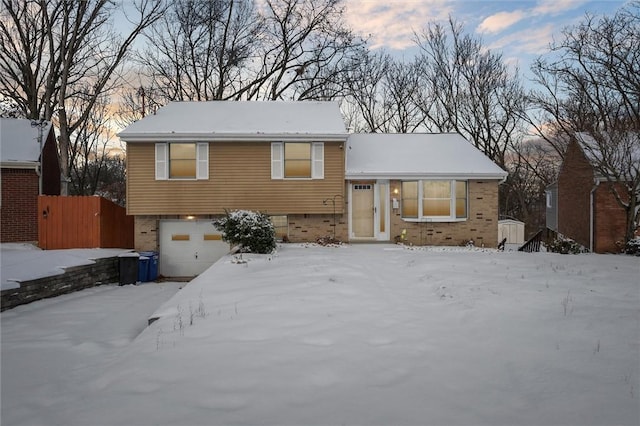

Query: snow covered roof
[575,132,640,180]
[345,133,508,180]
[118,101,348,142]
[0,118,52,168]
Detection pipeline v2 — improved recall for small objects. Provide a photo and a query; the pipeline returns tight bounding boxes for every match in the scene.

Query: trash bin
[119,253,139,285]
[138,256,150,282]
[140,251,159,281]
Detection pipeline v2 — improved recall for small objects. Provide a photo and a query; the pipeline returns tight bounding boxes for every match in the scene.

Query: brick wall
[134,213,348,249]
[288,214,348,242]
[557,140,593,249]
[1,168,39,243]
[594,183,628,253]
[389,180,500,248]
[134,215,160,251]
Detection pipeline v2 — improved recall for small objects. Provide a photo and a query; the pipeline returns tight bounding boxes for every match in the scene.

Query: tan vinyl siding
[127,142,345,215]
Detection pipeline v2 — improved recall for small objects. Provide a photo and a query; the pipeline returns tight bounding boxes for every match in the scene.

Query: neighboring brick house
[547,135,637,253]
[0,119,61,243]
[119,101,507,277]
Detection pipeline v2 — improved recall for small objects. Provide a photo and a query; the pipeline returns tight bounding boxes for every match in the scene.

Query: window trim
[155,142,208,181]
[271,141,324,180]
[401,179,468,222]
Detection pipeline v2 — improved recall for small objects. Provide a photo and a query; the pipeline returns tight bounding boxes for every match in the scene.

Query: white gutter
[590,179,601,252]
[1,161,39,170]
[118,133,349,143]
[345,172,509,180]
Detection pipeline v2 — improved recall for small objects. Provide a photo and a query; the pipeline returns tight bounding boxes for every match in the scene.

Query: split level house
[119,101,507,277]
[546,133,639,253]
[0,119,60,243]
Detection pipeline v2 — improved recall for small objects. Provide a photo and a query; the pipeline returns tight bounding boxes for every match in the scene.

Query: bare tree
[139,0,259,102]
[0,0,165,195]
[236,0,363,101]
[343,50,392,132]
[414,19,527,168]
[68,93,113,197]
[529,2,640,244]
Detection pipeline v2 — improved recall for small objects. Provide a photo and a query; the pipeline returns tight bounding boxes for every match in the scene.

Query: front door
[350,181,390,240]
[352,183,374,237]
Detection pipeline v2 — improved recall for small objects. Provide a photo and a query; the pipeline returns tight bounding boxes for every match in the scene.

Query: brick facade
[1,168,39,243]
[557,139,593,249]
[389,180,500,248]
[288,213,348,242]
[593,183,629,253]
[134,215,160,251]
[557,139,633,253]
[134,213,349,251]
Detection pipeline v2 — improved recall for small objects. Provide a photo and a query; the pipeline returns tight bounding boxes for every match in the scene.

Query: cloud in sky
[476,0,589,35]
[489,23,557,56]
[344,0,453,49]
[532,0,589,15]
[477,10,527,34]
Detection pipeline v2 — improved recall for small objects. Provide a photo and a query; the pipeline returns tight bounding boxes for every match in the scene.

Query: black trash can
[119,253,139,285]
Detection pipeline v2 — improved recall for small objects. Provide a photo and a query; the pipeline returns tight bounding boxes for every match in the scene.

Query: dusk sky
[343,0,627,76]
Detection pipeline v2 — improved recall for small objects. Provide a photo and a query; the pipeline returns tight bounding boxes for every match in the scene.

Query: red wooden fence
[38,196,134,249]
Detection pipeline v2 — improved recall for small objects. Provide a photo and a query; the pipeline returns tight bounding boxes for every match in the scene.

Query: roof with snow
[575,132,640,179]
[118,101,348,142]
[0,119,52,167]
[345,133,508,180]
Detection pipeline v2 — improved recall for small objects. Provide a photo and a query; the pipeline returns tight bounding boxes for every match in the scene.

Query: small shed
[498,219,525,245]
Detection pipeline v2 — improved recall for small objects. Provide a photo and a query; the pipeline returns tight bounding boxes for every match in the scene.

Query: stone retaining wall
[1,257,119,312]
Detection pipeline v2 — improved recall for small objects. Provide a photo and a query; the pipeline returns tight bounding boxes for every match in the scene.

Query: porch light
[186,215,195,220]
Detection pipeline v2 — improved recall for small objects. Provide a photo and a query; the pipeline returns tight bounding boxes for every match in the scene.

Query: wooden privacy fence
[38,196,134,249]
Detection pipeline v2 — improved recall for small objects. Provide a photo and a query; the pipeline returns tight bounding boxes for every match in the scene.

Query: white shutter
[271,142,283,179]
[155,143,168,180]
[312,142,324,179]
[196,143,209,180]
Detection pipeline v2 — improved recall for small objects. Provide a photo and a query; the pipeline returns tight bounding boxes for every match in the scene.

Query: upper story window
[170,143,196,178]
[401,180,467,221]
[155,142,208,180]
[271,142,324,179]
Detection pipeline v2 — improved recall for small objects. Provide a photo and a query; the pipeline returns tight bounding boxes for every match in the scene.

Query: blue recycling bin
[140,251,159,281]
[138,255,150,282]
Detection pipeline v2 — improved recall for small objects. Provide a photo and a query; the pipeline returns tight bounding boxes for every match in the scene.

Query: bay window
[402,180,467,220]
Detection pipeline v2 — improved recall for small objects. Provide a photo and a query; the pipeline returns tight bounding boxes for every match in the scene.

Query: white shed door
[159,220,229,277]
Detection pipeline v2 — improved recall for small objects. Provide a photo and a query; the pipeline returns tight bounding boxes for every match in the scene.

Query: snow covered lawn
[2,244,639,425]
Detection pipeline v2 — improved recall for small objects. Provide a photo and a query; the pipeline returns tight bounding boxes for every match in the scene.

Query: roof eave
[1,161,39,169]
[118,132,349,143]
[345,172,508,180]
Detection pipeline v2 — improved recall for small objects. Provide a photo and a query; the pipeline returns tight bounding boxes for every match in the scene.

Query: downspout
[590,179,600,252]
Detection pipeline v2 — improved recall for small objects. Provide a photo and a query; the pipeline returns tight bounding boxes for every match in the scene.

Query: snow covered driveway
[1,244,639,426]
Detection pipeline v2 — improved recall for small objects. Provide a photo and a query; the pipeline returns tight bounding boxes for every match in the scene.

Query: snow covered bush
[547,236,586,254]
[212,210,276,254]
[623,237,640,255]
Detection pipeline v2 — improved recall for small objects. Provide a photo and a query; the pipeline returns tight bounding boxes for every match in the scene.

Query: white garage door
[159,220,229,277]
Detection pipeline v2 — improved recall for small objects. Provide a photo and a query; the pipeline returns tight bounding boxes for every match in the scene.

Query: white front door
[159,220,229,277]
[349,181,390,241]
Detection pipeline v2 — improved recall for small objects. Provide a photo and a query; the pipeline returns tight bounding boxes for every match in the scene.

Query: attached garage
[159,220,229,278]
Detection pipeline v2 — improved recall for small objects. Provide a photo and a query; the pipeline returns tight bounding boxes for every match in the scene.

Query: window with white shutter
[271,142,283,179]
[155,143,168,180]
[196,143,209,180]
[311,142,324,179]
